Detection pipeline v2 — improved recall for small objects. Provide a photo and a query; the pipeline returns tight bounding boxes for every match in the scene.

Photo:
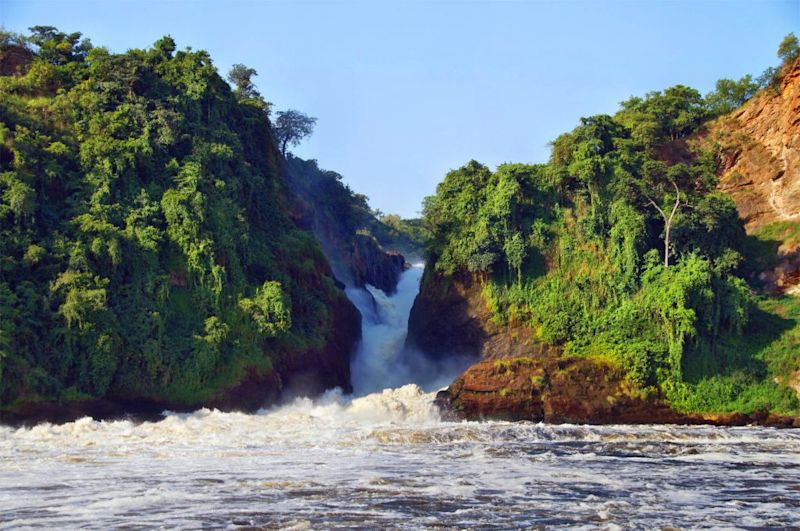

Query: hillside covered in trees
[0,27,418,417]
[414,34,800,420]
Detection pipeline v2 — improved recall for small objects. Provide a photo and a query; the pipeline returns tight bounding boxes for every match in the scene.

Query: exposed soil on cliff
[697,61,800,294]
[0,44,34,77]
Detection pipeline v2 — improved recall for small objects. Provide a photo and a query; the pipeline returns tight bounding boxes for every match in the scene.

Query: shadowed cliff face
[0,44,34,76]
[405,270,556,361]
[281,158,408,294]
[350,234,407,295]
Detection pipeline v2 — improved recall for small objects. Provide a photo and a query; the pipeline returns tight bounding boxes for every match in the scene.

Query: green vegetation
[421,34,800,416]
[375,215,429,258]
[757,32,800,90]
[0,28,352,408]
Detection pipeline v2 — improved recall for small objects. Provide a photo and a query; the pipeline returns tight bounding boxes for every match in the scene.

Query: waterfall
[346,264,468,395]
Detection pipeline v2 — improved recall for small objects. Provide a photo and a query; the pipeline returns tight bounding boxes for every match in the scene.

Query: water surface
[2,390,800,529]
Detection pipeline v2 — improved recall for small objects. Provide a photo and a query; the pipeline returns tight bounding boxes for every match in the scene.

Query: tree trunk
[646,180,681,268]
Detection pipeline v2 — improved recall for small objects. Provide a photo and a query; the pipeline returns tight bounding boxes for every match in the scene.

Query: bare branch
[667,182,681,226]
[644,193,667,219]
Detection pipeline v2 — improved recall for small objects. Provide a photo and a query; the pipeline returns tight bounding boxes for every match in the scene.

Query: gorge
[1,24,800,529]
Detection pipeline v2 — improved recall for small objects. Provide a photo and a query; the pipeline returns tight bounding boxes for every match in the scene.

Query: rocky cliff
[703,61,800,293]
[706,60,800,232]
[405,270,555,360]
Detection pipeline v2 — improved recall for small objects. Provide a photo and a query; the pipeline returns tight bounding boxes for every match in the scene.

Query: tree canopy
[777,32,800,65]
[274,109,316,156]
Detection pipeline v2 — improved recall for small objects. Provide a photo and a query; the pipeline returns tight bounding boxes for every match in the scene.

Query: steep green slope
[413,57,800,417]
[0,29,359,413]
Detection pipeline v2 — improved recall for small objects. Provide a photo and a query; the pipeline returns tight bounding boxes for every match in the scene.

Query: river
[2,266,800,529]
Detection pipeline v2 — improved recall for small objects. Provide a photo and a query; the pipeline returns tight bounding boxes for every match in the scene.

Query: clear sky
[2,0,798,217]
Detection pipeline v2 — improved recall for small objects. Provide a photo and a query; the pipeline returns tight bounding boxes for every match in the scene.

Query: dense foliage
[0,28,352,407]
[422,35,800,415]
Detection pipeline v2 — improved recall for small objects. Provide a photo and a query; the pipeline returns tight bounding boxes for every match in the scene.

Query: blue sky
[2,0,798,217]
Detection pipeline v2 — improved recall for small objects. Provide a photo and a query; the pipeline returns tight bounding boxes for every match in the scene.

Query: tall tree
[273,110,317,157]
[777,32,800,65]
[644,179,681,267]
[227,63,260,99]
[27,25,91,65]
[705,75,760,116]
[639,162,696,267]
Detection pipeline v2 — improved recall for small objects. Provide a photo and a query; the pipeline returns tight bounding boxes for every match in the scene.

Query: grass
[754,220,800,250]
[745,220,800,272]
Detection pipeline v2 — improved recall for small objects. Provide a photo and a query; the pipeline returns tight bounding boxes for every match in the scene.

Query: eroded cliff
[707,60,800,231]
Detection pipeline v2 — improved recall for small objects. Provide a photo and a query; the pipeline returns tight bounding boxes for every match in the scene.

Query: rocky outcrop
[698,60,800,294]
[705,60,800,231]
[436,356,800,427]
[405,270,555,360]
[437,357,684,423]
[408,270,800,426]
[351,234,407,295]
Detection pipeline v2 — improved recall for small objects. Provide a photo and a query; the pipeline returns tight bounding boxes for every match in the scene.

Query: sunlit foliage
[0,28,347,406]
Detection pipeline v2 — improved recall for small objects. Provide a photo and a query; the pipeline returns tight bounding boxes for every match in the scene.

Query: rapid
[2,266,800,529]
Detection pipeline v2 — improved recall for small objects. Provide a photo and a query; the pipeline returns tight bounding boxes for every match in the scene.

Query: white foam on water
[3,411,800,529]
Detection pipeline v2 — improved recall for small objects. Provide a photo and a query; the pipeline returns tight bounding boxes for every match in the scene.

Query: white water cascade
[346,263,470,395]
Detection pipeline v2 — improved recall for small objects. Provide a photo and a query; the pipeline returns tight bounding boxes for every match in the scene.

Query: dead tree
[645,180,681,267]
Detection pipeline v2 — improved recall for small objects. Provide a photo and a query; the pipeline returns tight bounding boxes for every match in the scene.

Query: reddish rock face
[436,356,800,427]
[0,44,34,77]
[437,357,688,424]
[696,61,800,294]
[707,60,800,232]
